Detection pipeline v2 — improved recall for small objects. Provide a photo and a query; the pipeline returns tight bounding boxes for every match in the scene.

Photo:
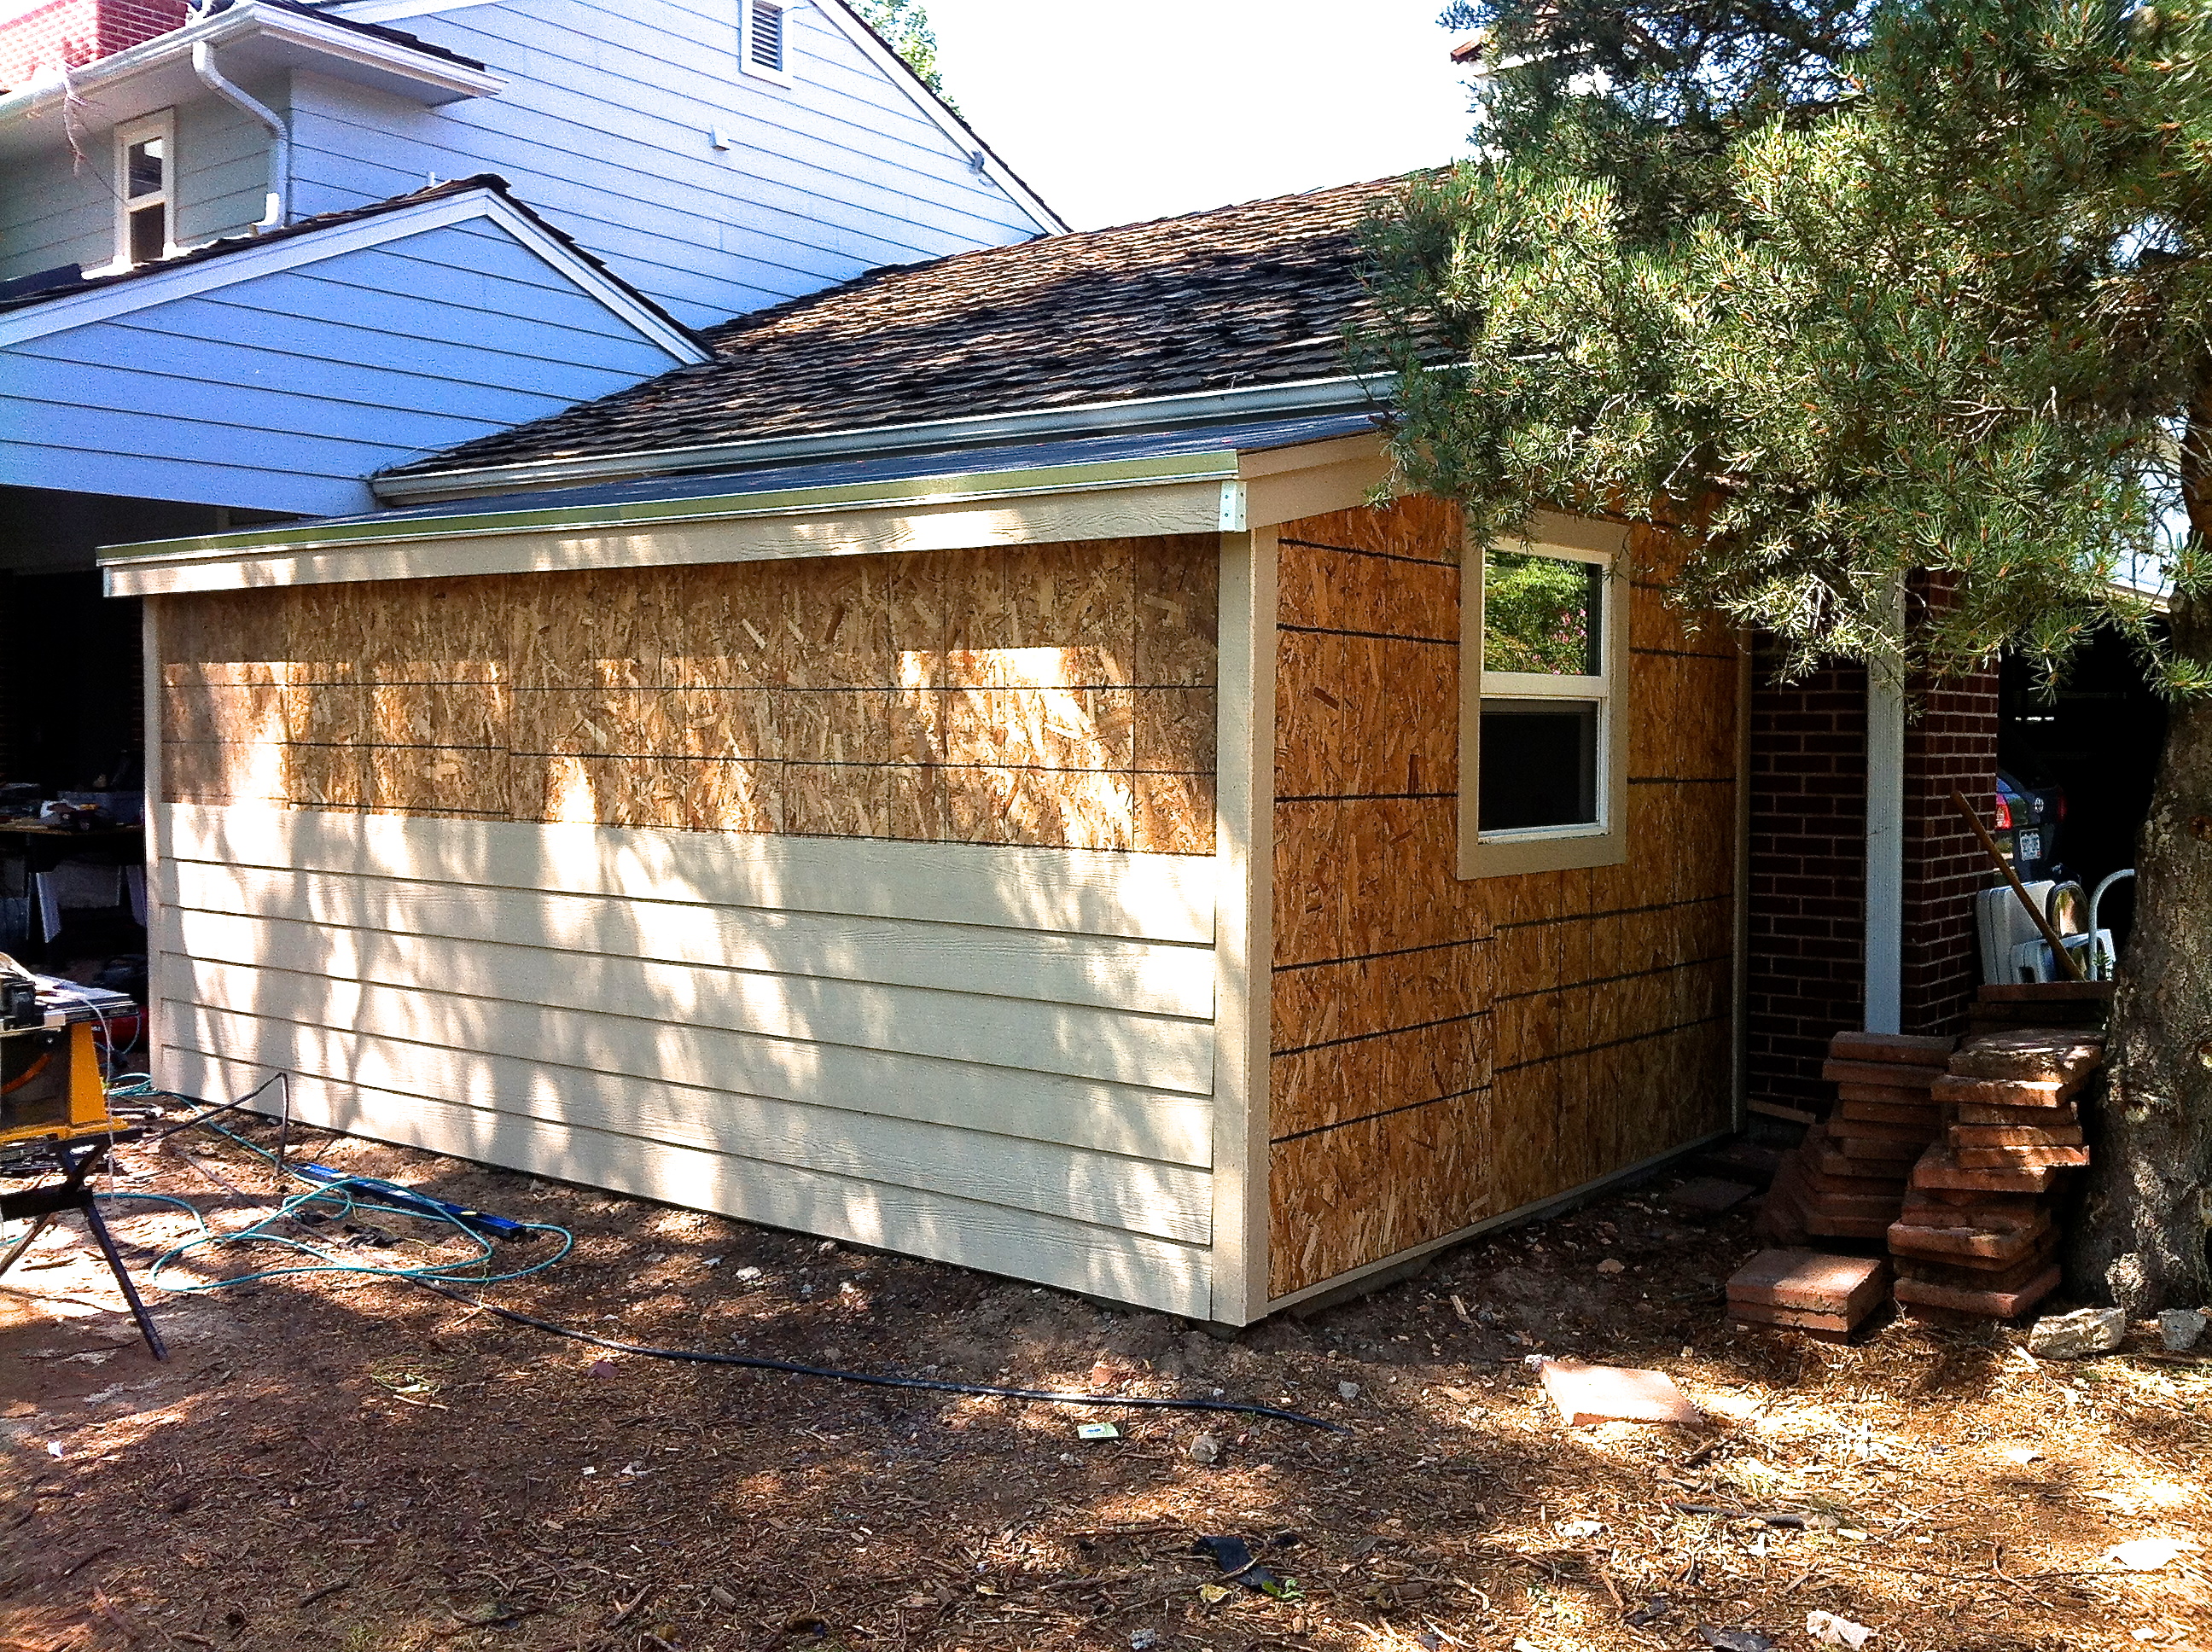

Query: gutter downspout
[191,40,287,232]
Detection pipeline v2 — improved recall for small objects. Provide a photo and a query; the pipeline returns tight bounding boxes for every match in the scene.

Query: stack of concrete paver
[1776,1031,1958,1239]
[1889,1027,2104,1320]
[1726,1248,1891,1340]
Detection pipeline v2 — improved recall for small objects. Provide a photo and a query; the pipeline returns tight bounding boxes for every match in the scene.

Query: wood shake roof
[380,173,1410,482]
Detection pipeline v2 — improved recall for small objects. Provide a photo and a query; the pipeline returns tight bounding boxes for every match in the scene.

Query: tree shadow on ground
[4,1131,2206,1652]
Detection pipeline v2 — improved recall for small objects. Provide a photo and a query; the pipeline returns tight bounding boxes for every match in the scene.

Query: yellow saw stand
[1,1018,166,1358]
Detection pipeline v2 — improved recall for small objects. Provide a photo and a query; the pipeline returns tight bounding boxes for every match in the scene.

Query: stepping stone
[1887,1214,2052,1263]
[1534,1358,1702,1428]
[1934,1076,2080,1109]
[1955,1099,2081,1126]
[1895,1265,2061,1319]
[1728,1248,1889,1323]
[1909,1143,2057,1195]
[1953,1142,2090,1169]
[1822,1059,1946,1088]
[1830,1031,1959,1065]
[1950,1030,2104,1085]
[1667,1177,1756,1215]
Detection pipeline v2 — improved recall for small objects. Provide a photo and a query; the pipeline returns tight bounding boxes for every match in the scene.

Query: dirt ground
[3,1120,2209,1652]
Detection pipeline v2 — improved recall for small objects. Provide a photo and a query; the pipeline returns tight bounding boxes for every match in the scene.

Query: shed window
[114,112,176,269]
[1458,526,1633,879]
[742,0,793,80]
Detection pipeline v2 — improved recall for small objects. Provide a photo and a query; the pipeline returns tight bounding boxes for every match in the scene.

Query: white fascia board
[243,1,506,97]
[375,372,1394,503]
[0,0,504,131]
[810,0,1066,236]
[0,187,708,365]
[324,0,505,23]
[98,430,1392,595]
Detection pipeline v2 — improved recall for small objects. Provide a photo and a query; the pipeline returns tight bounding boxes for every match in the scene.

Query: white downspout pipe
[191,40,288,232]
[1864,583,1908,1034]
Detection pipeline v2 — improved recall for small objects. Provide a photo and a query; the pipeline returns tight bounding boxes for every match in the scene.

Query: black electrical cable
[408,1279,1348,1434]
[130,1074,287,1147]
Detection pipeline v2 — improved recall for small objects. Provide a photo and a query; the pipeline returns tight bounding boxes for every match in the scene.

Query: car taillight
[1994,794,2012,830]
[2056,792,2067,822]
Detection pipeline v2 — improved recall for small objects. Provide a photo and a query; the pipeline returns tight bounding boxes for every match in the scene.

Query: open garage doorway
[1999,629,2168,957]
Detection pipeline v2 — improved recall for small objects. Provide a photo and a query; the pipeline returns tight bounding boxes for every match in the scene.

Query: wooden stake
[1948,788,2087,982]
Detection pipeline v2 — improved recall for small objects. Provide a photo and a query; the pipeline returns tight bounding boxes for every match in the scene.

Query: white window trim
[1457,512,1633,880]
[106,108,178,275]
[740,0,799,85]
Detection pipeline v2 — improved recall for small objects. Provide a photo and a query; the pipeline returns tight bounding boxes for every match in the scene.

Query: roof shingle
[380,173,1410,481]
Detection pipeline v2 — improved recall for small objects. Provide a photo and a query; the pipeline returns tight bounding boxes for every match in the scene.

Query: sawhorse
[0,1132,166,1360]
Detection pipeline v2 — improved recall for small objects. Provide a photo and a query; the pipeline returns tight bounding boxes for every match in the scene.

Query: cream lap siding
[154,804,1220,1318]
[283,0,1049,328]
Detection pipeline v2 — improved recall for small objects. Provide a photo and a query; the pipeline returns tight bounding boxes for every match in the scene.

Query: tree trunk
[2069,590,2212,1312]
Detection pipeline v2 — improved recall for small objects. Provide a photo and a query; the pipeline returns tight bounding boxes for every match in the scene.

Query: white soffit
[0,0,504,158]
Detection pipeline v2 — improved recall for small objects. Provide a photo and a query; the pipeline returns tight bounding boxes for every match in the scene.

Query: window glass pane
[1478,699,1599,830]
[1483,550,1603,675]
[126,137,165,201]
[128,203,166,265]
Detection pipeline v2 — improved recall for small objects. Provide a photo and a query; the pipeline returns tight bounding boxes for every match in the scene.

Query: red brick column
[0,0,186,89]
[1745,651,1869,1114]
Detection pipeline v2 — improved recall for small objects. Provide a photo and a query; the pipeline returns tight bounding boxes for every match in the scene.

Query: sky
[921,1,1480,231]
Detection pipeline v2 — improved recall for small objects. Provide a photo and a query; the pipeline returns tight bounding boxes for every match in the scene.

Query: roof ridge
[701,172,1415,346]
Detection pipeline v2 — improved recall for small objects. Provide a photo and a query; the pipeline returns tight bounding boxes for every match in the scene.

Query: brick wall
[1746,602,2001,1111]
[1746,651,1868,1114]
[0,0,186,90]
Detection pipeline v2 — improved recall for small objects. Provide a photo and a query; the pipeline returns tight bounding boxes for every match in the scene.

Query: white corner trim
[811,0,1066,235]
[1864,606,1907,1036]
[0,186,707,365]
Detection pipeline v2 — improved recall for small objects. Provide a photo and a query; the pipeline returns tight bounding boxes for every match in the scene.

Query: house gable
[289,0,1062,327]
[2,183,707,516]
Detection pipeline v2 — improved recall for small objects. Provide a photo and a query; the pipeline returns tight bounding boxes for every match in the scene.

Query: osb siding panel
[156,538,1219,855]
[1268,502,1739,1298]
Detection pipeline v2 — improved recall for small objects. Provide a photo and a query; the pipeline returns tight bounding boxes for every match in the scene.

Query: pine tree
[1363,0,2212,1308]
[847,0,956,108]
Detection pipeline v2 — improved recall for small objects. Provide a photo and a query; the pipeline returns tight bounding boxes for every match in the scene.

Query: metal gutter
[190,38,288,230]
[100,446,1246,569]
[0,0,504,129]
[372,373,1394,503]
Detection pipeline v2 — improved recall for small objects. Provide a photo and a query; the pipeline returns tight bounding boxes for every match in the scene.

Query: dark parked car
[1994,764,2066,883]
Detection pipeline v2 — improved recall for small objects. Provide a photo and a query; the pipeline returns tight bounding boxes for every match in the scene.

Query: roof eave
[373,371,1398,504]
[0,0,504,143]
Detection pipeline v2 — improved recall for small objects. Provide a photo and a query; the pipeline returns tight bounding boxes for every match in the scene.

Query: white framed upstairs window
[114,111,178,270]
[741,0,795,84]
[1458,515,1633,879]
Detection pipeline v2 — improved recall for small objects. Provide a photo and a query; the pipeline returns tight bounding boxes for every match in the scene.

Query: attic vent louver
[749,2,785,71]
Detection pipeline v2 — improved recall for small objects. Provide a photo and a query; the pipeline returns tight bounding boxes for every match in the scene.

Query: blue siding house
[0,0,1059,793]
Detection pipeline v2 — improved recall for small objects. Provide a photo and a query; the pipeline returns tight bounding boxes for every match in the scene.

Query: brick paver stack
[1766,1031,1957,1240]
[1888,1027,2104,1320]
